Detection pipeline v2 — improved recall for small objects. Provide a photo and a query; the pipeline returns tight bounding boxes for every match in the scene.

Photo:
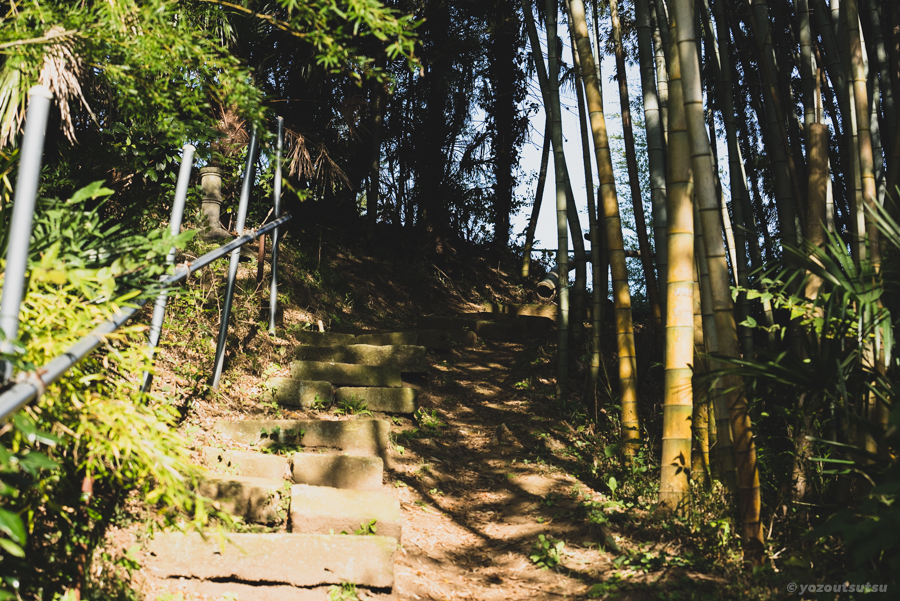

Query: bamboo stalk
[659,6,694,507]
[611,0,662,342]
[672,0,764,565]
[569,0,641,451]
[637,0,669,335]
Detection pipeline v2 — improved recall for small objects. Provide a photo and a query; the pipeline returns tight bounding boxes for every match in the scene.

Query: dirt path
[388,337,618,600]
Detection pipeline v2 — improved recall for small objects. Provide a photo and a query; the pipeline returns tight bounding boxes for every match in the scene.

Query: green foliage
[414,407,446,430]
[529,534,565,570]
[334,396,372,417]
[327,582,359,601]
[719,201,900,584]
[353,519,377,536]
[0,182,223,598]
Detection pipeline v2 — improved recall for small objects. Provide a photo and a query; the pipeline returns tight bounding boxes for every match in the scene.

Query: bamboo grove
[1,0,898,583]
[518,0,900,570]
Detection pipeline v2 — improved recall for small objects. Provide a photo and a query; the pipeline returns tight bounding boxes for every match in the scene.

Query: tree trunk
[652,0,672,142]
[703,0,754,358]
[734,8,801,248]
[569,14,603,409]
[569,0,641,451]
[490,0,517,250]
[637,0,669,339]
[672,0,765,566]
[522,121,551,278]
[658,14,694,508]
[611,0,662,343]
[368,57,387,228]
[543,0,571,403]
[845,0,881,269]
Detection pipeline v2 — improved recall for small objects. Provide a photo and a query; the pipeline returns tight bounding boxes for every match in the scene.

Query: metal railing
[0,86,292,421]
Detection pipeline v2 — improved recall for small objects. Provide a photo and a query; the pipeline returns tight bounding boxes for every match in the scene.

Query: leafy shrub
[0,183,221,598]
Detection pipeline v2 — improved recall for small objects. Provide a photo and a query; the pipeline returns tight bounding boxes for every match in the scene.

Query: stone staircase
[142,305,554,600]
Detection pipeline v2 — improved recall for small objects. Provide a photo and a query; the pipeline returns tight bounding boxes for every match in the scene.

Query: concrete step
[481,302,558,320]
[336,386,417,414]
[355,331,417,346]
[292,331,357,346]
[200,447,383,490]
[417,314,553,340]
[293,328,476,351]
[264,377,333,408]
[290,452,384,491]
[214,419,390,459]
[290,360,402,388]
[294,344,427,373]
[197,474,286,525]
[290,484,401,540]
[199,447,290,480]
[145,532,396,588]
[144,580,332,601]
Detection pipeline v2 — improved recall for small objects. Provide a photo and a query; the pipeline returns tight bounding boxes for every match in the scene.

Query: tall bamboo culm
[672,0,764,565]
[544,0,571,403]
[658,11,694,508]
[636,0,669,337]
[568,0,640,450]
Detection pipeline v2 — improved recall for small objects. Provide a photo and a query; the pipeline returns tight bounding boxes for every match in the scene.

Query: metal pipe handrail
[0,213,292,422]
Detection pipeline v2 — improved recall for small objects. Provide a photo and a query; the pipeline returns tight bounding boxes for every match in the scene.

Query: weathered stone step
[290,360,402,387]
[145,580,330,601]
[294,344,427,373]
[292,331,357,346]
[264,378,334,408]
[481,302,557,320]
[197,475,285,525]
[291,484,401,540]
[290,452,384,491]
[355,331,417,346]
[417,314,553,340]
[336,386,417,414]
[200,447,384,491]
[200,447,290,480]
[145,532,396,588]
[293,328,477,351]
[215,419,390,458]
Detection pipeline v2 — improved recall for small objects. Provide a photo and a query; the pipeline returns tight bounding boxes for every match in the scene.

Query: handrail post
[268,117,284,334]
[140,144,196,393]
[211,127,258,390]
[0,85,53,384]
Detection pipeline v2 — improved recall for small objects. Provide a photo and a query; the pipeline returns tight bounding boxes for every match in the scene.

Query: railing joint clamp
[15,368,47,401]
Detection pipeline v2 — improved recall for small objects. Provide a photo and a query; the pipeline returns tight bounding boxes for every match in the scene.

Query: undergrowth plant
[0,182,229,599]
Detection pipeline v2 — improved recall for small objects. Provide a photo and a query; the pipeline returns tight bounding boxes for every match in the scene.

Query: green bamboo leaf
[0,508,25,545]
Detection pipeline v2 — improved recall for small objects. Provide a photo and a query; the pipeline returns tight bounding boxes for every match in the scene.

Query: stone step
[291,484,401,540]
[144,580,330,601]
[294,344,427,373]
[145,532,396,588]
[417,315,553,340]
[355,331,418,346]
[264,378,334,408]
[197,474,286,525]
[200,447,383,490]
[336,386,417,414]
[215,419,390,458]
[292,331,357,346]
[419,328,478,349]
[293,328,476,351]
[481,302,558,320]
[199,447,290,480]
[290,452,384,491]
[290,360,402,387]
